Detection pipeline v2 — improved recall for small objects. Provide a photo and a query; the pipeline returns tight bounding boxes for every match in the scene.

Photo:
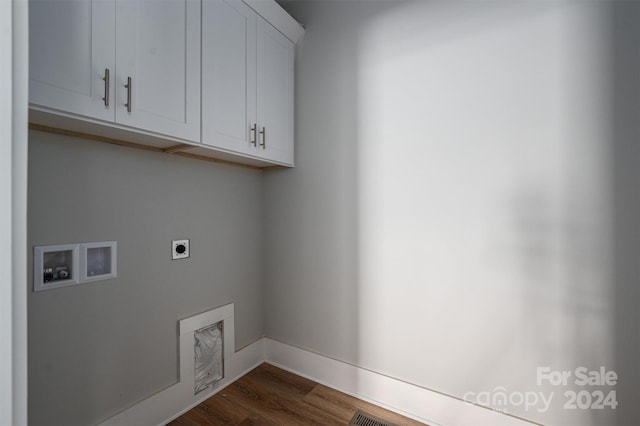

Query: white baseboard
[264,338,537,426]
[99,338,265,426]
[99,304,265,426]
[99,336,535,426]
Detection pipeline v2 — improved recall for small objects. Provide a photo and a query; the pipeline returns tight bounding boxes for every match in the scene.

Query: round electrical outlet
[172,239,190,260]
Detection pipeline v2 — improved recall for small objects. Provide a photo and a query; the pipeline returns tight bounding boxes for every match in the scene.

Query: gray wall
[28,130,264,426]
[28,2,640,425]
[265,1,640,425]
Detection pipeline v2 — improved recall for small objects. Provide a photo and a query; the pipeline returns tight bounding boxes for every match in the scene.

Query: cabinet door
[256,17,294,166]
[202,0,257,155]
[29,0,115,122]
[115,0,200,142]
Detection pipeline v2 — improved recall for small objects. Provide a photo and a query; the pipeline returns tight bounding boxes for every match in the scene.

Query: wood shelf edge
[29,123,265,171]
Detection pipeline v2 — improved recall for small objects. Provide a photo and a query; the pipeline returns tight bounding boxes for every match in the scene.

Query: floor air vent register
[349,410,397,426]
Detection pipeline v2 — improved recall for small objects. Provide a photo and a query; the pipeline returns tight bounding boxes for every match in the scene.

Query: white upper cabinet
[115,0,201,141]
[202,0,295,166]
[30,0,302,167]
[29,0,115,122]
[30,0,201,142]
[202,0,257,156]
[256,16,294,165]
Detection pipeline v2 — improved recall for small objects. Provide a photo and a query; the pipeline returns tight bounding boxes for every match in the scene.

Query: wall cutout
[33,243,80,291]
[80,241,117,283]
[178,303,235,398]
[194,321,224,394]
[33,241,117,292]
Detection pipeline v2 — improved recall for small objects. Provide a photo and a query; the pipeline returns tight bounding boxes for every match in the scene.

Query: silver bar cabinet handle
[259,126,266,149]
[124,77,132,113]
[250,124,257,146]
[102,68,110,107]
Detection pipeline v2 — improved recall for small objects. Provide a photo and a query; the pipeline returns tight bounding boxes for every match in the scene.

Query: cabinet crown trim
[243,0,305,43]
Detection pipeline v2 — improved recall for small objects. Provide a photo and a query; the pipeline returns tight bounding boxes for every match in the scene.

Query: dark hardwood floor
[167,363,427,425]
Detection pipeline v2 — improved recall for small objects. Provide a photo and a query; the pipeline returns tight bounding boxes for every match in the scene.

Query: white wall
[265,1,640,424]
[1,0,28,424]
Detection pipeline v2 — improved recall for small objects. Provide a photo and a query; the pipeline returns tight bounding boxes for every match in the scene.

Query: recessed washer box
[81,241,117,283]
[34,243,80,292]
[33,241,117,292]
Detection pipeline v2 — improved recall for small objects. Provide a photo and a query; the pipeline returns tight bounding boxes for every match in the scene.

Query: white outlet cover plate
[172,239,190,260]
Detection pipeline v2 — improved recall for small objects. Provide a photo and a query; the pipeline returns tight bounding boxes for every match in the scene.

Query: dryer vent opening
[193,320,224,394]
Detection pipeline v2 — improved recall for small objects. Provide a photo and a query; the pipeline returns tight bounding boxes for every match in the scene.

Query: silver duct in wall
[194,321,224,394]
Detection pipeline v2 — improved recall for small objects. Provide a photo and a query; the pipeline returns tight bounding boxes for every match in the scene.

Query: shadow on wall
[353,2,640,424]
[269,1,640,425]
[354,1,640,424]
[265,0,399,397]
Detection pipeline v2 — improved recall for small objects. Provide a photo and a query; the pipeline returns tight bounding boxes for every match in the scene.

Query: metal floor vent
[349,410,396,426]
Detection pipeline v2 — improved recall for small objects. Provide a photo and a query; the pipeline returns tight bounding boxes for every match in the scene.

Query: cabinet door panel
[257,17,294,165]
[115,0,200,142]
[202,0,256,155]
[30,0,115,121]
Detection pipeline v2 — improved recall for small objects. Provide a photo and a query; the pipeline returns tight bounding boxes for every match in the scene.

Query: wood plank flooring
[167,363,427,425]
